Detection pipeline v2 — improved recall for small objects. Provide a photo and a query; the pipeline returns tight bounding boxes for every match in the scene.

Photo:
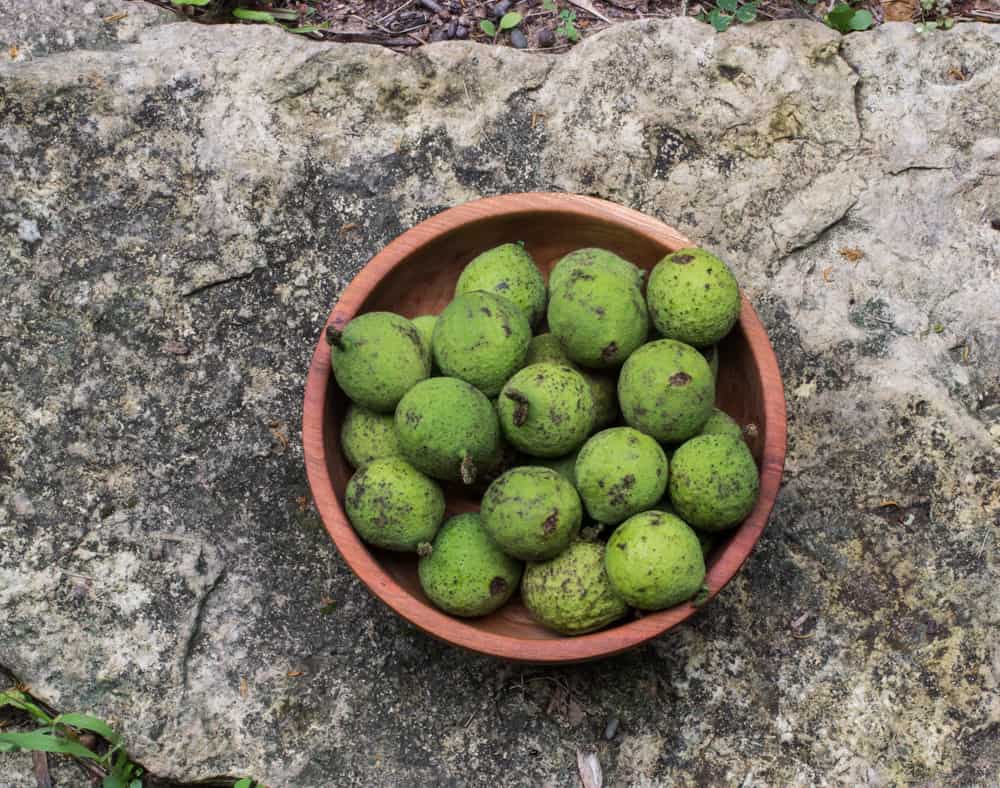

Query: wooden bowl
[303,193,787,663]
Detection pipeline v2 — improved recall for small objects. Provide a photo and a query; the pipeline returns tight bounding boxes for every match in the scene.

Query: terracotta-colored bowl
[303,193,786,663]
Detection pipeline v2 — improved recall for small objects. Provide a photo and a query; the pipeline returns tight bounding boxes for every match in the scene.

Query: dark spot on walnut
[489,576,508,596]
[673,254,694,264]
[480,306,493,317]
[543,511,559,534]
[670,372,692,386]
[601,342,619,362]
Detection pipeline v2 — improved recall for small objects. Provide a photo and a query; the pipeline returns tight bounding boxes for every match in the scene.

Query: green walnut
[498,363,594,458]
[340,404,402,469]
[395,377,501,484]
[698,408,743,440]
[574,427,669,525]
[605,511,705,610]
[456,243,547,328]
[418,513,522,617]
[521,540,628,635]
[531,449,579,485]
[328,312,430,413]
[618,339,714,443]
[646,248,740,347]
[586,373,619,432]
[524,333,574,367]
[547,265,649,369]
[525,335,618,432]
[480,467,582,561]
[669,435,759,531]
[548,248,645,293]
[432,292,531,397]
[411,315,438,365]
[345,457,445,552]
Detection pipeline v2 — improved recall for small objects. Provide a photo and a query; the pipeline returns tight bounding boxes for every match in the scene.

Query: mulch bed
[147,0,999,51]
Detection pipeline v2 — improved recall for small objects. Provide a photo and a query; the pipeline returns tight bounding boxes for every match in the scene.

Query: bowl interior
[318,205,771,646]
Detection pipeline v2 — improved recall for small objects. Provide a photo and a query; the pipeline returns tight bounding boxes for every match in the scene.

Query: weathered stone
[1,10,998,787]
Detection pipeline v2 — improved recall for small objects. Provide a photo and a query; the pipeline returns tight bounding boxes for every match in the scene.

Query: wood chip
[577,750,603,788]
[103,11,129,22]
[8,45,18,60]
[239,678,249,697]
[822,266,834,283]
[839,247,864,263]
[287,670,305,677]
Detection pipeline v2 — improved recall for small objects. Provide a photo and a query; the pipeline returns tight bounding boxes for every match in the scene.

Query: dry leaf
[822,266,834,283]
[566,0,611,23]
[882,0,916,21]
[577,750,603,788]
[839,247,864,263]
[103,11,128,22]
[287,670,305,677]
[567,699,587,726]
[8,45,18,60]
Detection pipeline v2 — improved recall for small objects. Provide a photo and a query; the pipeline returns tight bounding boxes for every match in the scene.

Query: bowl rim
[302,192,787,663]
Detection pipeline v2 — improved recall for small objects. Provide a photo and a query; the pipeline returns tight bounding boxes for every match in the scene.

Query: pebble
[430,28,449,42]
[492,0,511,17]
[454,24,469,38]
[510,28,528,49]
[604,717,619,740]
[447,18,457,37]
[536,27,555,47]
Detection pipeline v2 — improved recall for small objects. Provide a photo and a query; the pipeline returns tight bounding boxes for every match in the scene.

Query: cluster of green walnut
[330,243,759,635]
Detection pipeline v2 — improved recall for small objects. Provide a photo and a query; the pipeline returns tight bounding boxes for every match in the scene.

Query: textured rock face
[1,8,999,786]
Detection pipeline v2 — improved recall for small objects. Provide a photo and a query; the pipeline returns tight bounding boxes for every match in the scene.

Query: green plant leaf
[479,19,496,35]
[233,8,276,22]
[53,713,122,747]
[942,16,954,28]
[499,11,523,29]
[824,2,854,32]
[849,9,874,29]
[708,8,733,30]
[718,0,738,11]
[286,24,328,33]
[735,3,757,21]
[0,731,101,760]
[103,776,126,788]
[265,8,300,19]
[542,0,557,8]
[234,780,254,788]
[171,0,211,5]
[0,691,52,723]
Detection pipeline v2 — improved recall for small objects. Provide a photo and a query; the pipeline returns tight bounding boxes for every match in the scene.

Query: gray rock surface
[2,6,999,786]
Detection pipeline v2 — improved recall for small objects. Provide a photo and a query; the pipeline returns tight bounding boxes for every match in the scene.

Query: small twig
[375,0,416,23]
[419,0,445,13]
[32,752,52,788]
